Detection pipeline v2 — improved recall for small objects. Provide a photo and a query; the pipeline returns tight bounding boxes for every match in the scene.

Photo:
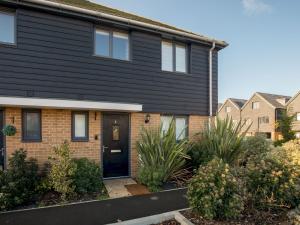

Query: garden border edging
[107,209,194,225]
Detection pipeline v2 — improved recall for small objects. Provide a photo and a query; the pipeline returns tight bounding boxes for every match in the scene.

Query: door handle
[102,146,108,153]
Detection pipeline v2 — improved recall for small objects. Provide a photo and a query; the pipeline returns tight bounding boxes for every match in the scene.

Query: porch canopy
[0,96,143,112]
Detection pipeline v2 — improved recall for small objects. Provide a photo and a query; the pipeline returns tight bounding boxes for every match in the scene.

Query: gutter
[209,42,216,128]
[19,0,228,47]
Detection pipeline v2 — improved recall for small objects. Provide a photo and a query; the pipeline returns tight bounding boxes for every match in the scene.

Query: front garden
[1,116,300,225]
[137,117,300,224]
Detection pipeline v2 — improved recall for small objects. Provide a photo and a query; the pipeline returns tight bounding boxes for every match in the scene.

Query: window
[22,109,41,142]
[258,116,269,124]
[252,102,260,109]
[225,106,232,113]
[72,112,89,141]
[95,28,129,60]
[245,118,252,126]
[161,115,188,140]
[162,40,187,73]
[297,113,300,121]
[0,11,15,44]
[296,132,300,139]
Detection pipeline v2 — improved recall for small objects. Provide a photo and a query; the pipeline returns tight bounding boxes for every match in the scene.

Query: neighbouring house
[286,91,300,139]
[241,92,291,140]
[217,98,247,124]
[0,0,227,175]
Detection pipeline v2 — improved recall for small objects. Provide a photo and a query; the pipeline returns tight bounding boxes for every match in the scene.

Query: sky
[92,0,300,103]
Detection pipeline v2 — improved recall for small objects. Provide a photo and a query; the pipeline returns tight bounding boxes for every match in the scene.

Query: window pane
[112,125,120,141]
[162,41,173,71]
[297,113,300,121]
[113,32,129,60]
[95,30,110,56]
[161,116,172,135]
[175,44,186,72]
[25,112,40,139]
[0,12,15,44]
[74,114,86,138]
[176,117,187,140]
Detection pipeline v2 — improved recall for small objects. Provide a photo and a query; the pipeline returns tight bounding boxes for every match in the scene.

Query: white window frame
[297,112,300,121]
[225,106,232,113]
[72,111,89,142]
[252,102,260,109]
[161,115,188,140]
[94,28,130,61]
[0,10,16,45]
[161,40,188,73]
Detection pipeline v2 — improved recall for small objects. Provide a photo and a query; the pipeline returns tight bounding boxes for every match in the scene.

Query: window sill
[93,54,131,63]
[22,139,42,143]
[0,42,17,48]
[71,138,89,142]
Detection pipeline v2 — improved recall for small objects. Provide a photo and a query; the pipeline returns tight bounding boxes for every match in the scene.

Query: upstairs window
[297,113,300,121]
[162,40,187,73]
[258,116,269,124]
[22,109,41,142]
[252,102,260,109]
[95,28,129,60]
[161,115,188,141]
[0,11,15,44]
[225,106,232,113]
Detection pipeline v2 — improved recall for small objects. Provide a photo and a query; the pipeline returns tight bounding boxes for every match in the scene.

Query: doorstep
[104,178,137,198]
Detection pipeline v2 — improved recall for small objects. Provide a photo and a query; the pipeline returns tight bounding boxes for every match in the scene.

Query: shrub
[189,117,249,167]
[245,149,300,210]
[187,158,245,220]
[0,149,39,210]
[240,134,272,165]
[137,120,190,191]
[72,158,104,195]
[282,139,300,166]
[288,206,300,225]
[277,111,296,142]
[48,141,76,202]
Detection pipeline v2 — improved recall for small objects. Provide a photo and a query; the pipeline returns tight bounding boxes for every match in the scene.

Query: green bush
[0,149,39,210]
[48,141,76,202]
[187,159,245,220]
[240,134,272,165]
[137,120,190,191]
[245,149,300,210]
[288,206,300,225]
[72,158,104,195]
[189,117,249,167]
[281,139,300,166]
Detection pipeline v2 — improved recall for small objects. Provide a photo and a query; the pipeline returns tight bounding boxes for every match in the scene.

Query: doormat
[125,183,150,196]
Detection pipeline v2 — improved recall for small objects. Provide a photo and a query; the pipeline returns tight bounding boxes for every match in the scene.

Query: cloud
[242,0,272,15]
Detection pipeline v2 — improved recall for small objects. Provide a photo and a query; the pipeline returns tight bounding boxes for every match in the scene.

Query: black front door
[103,113,129,178]
[0,110,4,170]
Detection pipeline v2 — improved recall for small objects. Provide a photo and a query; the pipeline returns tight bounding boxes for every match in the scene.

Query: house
[217,98,246,123]
[241,92,291,140]
[0,0,227,175]
[286,91,300,138]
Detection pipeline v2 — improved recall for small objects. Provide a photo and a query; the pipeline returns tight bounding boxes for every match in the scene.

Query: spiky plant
[200,117,250,165]
[137,120,190,191]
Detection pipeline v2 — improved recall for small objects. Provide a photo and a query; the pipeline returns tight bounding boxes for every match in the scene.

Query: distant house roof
[257,92,291,108]
[229,98,247,109]
[286,91,300,106]
[23,0,227,47]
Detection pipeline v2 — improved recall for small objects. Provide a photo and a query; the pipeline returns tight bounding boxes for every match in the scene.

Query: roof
[229,98,247,109]
[286,91,300,106]
[257,92,291,108]
[28,0,227,46]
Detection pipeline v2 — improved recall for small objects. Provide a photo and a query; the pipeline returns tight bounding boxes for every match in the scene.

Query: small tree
[48,141,76,202]
[277,111,295,142]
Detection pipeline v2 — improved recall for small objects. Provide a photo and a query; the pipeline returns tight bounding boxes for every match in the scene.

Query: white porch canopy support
[0,96,143,112]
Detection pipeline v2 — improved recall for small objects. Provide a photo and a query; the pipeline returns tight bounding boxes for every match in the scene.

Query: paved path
[0,188,188,225]
[104,178,136,198]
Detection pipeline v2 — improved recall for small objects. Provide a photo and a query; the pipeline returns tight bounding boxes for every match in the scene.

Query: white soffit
[0,96,143,112]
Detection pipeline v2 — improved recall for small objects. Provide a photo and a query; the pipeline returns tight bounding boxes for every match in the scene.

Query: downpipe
[208,42,216,130]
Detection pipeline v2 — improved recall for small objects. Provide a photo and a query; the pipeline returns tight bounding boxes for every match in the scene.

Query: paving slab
[104,178,137,198]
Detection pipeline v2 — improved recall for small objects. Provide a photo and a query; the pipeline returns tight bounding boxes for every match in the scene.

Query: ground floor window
[72,111,89,141]
[161,115,188,140]
[22,109,42,142]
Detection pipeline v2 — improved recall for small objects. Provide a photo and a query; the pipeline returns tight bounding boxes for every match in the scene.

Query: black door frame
[101,112,131,179]
[0,109,5,170]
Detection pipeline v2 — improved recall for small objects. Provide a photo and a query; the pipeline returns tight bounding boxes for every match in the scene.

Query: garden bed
[151,219,180,225]
[180,209,289,225]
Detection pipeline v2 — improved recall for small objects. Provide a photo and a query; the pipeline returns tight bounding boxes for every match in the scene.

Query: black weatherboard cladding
[0,7,219,115]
